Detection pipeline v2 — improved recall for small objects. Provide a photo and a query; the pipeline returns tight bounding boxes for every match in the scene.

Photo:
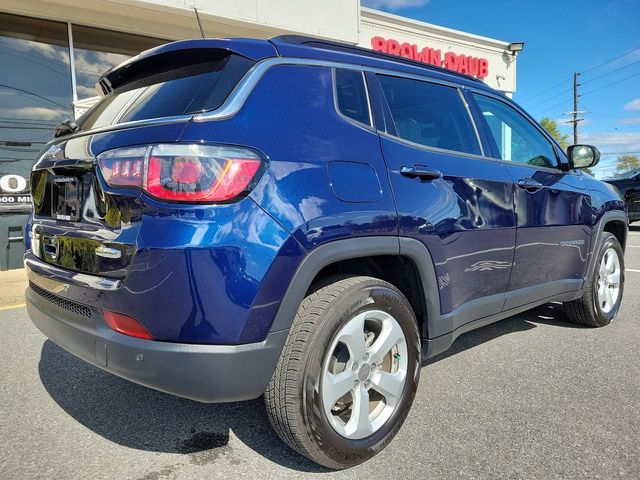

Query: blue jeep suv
[25,36,627,469]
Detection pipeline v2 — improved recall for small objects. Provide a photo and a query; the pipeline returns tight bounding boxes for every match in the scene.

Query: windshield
[77,52,254,131]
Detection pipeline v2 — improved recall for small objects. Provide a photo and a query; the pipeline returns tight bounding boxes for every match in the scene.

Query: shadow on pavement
[38,302,580,471]
[38,340,327,472]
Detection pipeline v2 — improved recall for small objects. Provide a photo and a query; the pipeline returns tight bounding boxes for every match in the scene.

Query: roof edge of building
[360,7,510,49]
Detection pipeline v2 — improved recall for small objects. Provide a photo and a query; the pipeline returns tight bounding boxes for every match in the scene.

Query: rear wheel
[564,232,624,327]
[264,276,420,469]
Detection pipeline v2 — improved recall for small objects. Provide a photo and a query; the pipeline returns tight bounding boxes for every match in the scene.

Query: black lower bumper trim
[26,287,287,403]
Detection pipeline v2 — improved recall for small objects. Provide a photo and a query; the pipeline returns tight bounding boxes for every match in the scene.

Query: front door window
[473,93,558,169]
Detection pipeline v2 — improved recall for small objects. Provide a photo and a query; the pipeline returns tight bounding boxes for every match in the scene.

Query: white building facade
[358,8,517,93]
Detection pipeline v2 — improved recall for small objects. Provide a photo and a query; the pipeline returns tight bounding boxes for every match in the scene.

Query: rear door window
[334,69,371,126]
[78,52,254,131]
[377,75,481,156]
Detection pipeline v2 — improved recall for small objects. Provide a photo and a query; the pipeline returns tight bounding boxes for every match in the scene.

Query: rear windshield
[78,52,254,131]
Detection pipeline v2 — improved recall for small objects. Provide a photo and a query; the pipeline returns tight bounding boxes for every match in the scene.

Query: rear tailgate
[30,124,187,278]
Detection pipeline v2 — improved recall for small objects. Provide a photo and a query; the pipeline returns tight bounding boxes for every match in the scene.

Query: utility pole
[565,72,584,145]
[573,72,579,144]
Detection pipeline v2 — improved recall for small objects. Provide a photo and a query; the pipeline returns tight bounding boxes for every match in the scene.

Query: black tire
[264,275,420,469]
[564,232,625,327]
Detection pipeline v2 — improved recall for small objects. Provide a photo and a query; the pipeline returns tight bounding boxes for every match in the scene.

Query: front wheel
[564,232,625,327]
[264,276,420,469]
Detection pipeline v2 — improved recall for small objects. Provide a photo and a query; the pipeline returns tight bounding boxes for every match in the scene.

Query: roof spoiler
[96,38,277,95]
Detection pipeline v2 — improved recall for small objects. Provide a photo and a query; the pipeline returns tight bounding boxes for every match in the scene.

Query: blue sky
[363,0,640,177]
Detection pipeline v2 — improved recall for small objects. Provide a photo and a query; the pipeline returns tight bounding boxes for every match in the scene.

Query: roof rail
[270,35,483,84]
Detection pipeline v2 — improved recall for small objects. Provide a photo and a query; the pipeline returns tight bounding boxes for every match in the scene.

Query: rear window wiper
[54,119,79,138]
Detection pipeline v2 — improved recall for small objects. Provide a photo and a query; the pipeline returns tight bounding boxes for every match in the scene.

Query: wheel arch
[586,210,628,280]
[603,218,627,251]
[268,237,442,342]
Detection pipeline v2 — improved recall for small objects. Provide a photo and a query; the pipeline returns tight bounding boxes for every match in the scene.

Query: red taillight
[146,155,261,202]
[97,146,146,187]
[97,144,264,203]
[172,159,201,183]
[103,310,154,340]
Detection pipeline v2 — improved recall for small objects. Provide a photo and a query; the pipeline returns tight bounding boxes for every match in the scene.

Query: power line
[580,71,640,97]
[0,117,60,124]
[0,117,59,124]
[0,84,71,110]
[523,86,573,108]
[520,46,640,106]
[583,138,640,143]
[580,46,640,74]
[598,151,640,155]
[0,50,69,79]
[530,98,571,116]
[554,59,639,143]
[580,106,640,131]
[0,146,40,153]
[582,110,636,118]
[581,59,640,85]
[6,46,70,72]
[0,146,41,151]
[0,125,56,131]
[581,105,630,133]
[519,77,571,104]
[0,140,47,145]
[611,124,640,131]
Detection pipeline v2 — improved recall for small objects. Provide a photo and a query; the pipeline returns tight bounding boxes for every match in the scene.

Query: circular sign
[0,174,27,193]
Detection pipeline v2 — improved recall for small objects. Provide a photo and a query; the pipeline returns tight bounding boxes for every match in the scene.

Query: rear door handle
[516,177,544,193]
[400,165,442,181]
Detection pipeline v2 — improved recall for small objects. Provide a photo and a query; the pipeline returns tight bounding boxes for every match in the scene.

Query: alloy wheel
[320,309,408,440]
[597,247,621,314]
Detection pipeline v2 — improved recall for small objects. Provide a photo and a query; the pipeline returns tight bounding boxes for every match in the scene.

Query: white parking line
[0,304,25,311]
[627,269,640,273]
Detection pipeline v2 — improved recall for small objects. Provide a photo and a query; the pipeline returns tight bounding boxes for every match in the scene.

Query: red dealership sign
[371,36,489,79]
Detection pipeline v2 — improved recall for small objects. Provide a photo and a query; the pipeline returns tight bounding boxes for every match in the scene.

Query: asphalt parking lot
[1,229,639,480]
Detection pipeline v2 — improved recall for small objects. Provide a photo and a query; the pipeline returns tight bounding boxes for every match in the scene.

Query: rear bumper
[26,285,287,403]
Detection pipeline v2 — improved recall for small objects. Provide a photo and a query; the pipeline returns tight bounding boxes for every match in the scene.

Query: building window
[0,12,72,212]
[0,13,168,211]
[0,13,168,269]
[70,25,165,116]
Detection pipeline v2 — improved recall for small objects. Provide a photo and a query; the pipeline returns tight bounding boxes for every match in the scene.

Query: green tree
[615,154,640,174]
[538,117,594,174]
[539,117,570,150]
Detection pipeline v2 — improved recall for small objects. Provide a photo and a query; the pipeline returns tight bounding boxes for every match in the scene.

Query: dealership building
[0,0,520,270]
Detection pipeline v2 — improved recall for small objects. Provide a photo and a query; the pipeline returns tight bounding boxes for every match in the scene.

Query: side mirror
[567,144,600,169]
